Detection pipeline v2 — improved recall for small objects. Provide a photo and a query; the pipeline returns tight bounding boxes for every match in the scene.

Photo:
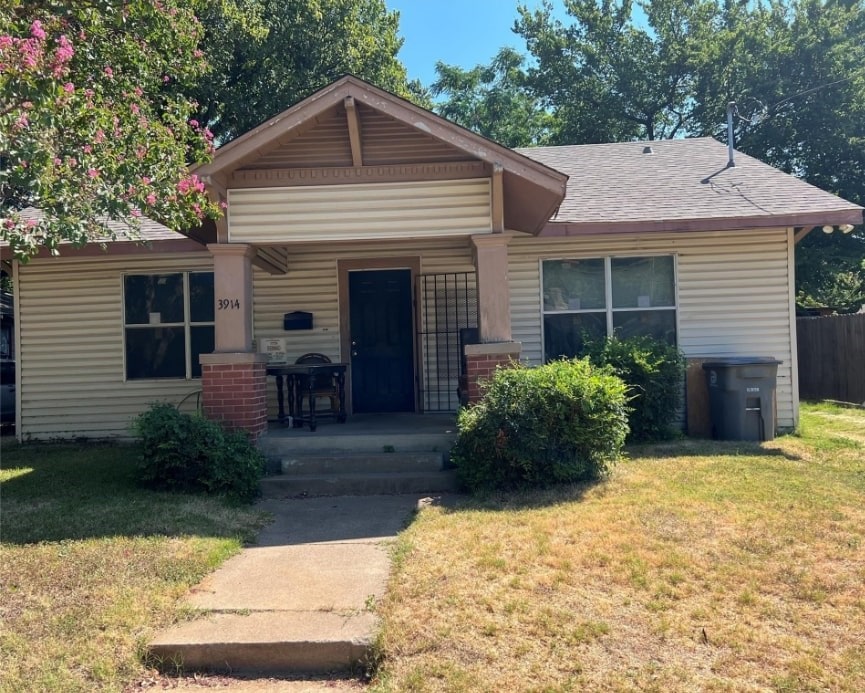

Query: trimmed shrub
[134,403,264,502]
[583,335,685,442]
[452,359,629,492]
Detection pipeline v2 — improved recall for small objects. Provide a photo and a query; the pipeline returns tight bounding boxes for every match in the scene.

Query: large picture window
[542,255,677,360]
[123,272,214,379]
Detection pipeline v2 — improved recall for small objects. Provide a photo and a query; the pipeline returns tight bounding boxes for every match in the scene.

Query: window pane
[124,274,184,325]
[611,256,674,309]
[543,312,607,360]
[190,325,215,378]
[189,272,214,323]
[542,259,605,311]
[612,309,677,345]
[125,327,185,379]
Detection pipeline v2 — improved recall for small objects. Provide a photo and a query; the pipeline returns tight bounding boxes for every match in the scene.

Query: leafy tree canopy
[1,0,218,260]
[190,0,420,143]
[431,47,553,148]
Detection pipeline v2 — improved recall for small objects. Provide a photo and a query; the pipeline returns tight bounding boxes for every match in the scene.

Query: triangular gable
[195,75,568,235]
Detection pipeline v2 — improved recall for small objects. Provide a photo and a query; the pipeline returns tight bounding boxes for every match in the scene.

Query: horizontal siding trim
[228,179,492,243]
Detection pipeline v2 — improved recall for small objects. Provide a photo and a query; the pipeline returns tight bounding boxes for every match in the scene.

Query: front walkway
[149,494,447,675]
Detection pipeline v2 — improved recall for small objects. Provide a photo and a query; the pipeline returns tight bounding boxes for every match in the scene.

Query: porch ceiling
[195,76,568,236]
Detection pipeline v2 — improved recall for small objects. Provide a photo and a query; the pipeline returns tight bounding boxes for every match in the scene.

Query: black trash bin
[702,358,781,441]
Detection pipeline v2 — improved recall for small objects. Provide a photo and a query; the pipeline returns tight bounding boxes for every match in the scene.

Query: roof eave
[540,208,864,237]
[0,237,206,262]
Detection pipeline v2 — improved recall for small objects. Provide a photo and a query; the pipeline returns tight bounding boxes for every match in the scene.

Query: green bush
[583,335,685,442]
[452,359,629,492]
[134,403,264,502]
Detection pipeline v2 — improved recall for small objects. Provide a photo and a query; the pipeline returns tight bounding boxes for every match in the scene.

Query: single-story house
[3,75,862,441]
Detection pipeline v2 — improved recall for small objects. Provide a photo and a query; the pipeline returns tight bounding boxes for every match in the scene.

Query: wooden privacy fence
[797,313,865,404]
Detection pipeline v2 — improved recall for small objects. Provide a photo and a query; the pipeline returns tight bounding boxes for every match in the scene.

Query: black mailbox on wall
[283,311,313,331]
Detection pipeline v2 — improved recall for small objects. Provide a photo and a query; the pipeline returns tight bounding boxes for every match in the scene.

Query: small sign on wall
[261,337,287,363]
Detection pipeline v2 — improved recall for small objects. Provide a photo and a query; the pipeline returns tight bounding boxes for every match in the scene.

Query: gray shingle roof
[16,206,186,243]
[518,137,862,232]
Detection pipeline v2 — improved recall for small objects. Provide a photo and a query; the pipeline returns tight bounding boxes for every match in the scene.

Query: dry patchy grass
[0,441,268,692]
[374,403,865,691]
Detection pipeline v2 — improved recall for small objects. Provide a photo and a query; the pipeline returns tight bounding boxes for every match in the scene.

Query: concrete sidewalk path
[149,494,435,676]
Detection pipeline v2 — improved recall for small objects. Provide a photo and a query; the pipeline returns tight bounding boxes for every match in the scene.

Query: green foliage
[432,47,553,147]
[0,1,219,260]
[452,359,629,492]
[134,403,264,502]
[190,0,417,142]
[584,335,685,443]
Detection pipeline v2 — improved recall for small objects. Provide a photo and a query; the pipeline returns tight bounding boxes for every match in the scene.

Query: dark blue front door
[348,269,415,413]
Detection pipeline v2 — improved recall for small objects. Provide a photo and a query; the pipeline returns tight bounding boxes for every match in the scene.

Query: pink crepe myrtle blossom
[30,21,46,40]
[83,145,92,154]
[141,176,151,186]
[177,174,205,196]
[26,218,38,228]
[104,65,113,78]
[87,168,99,178]
[130,209,141,218]
[131,103,140,115]
[63,82,74,92]
[94,129,105,144]
[146,193,157,205]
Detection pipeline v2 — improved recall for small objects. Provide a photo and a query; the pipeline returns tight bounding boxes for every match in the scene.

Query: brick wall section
[201,357,268,439]
[464,342,522,404]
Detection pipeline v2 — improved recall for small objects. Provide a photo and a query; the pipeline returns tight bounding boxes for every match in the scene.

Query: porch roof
[195,75,569,236]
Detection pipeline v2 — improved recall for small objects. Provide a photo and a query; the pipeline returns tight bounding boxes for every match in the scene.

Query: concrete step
[281,451,444,475]
[261,469,459,498]
[259,431,455,457]
[148,611,375,675]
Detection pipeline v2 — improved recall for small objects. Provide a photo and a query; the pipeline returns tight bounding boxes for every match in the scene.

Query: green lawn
[0,441,268,692]
[372,403,865,691]
[2,404,863,692]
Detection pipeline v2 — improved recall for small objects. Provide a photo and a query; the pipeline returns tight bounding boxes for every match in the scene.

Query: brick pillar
[200,347,268,438]
[464,342,521,404]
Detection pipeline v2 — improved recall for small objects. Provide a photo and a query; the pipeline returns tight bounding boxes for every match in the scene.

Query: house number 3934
[218,298,241,310]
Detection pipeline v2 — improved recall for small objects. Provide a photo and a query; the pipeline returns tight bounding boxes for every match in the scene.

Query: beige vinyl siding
[16,253,213,440]
[228,179,492,243]
[253,238,475,416]
[509,228,798,429]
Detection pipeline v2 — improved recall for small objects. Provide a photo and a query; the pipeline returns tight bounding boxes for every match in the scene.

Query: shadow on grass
[0,440,267,546]
[627,436,804,461]
[436,436,808,514]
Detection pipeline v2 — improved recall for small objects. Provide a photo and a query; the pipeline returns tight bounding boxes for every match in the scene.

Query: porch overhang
[195,75,569,238]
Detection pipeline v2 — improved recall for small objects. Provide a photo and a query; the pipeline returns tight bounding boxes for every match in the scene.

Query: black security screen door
[348,269,415,413]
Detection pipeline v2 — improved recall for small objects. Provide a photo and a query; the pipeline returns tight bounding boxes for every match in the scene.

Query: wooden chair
[294,353,339,415]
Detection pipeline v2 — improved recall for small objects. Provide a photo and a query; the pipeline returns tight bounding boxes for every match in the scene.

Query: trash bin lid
[702,357,782,369]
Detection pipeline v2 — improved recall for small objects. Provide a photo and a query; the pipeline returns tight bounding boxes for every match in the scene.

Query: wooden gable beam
[794,226,815,244]
[491,164,504,233]
[344,96,363,167]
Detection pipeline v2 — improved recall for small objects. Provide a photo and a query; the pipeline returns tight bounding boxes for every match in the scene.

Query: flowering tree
[0,1,219,260]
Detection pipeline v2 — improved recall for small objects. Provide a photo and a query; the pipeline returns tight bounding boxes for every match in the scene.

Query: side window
[123,272,214,379]
[542,256,677,361]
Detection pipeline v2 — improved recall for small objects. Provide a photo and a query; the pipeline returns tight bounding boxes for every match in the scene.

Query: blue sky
[385,1,564,87]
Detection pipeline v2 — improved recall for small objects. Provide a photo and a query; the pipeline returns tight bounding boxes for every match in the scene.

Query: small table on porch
[266,362,348,431]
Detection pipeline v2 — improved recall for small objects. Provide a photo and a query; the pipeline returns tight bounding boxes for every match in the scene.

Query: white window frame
[540,253,680,360]
[122,271,214,381]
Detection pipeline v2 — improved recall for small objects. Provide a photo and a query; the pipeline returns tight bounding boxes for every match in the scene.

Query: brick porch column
[465,234,520,403]
[464,342,522,403]
[200,243,267,438]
